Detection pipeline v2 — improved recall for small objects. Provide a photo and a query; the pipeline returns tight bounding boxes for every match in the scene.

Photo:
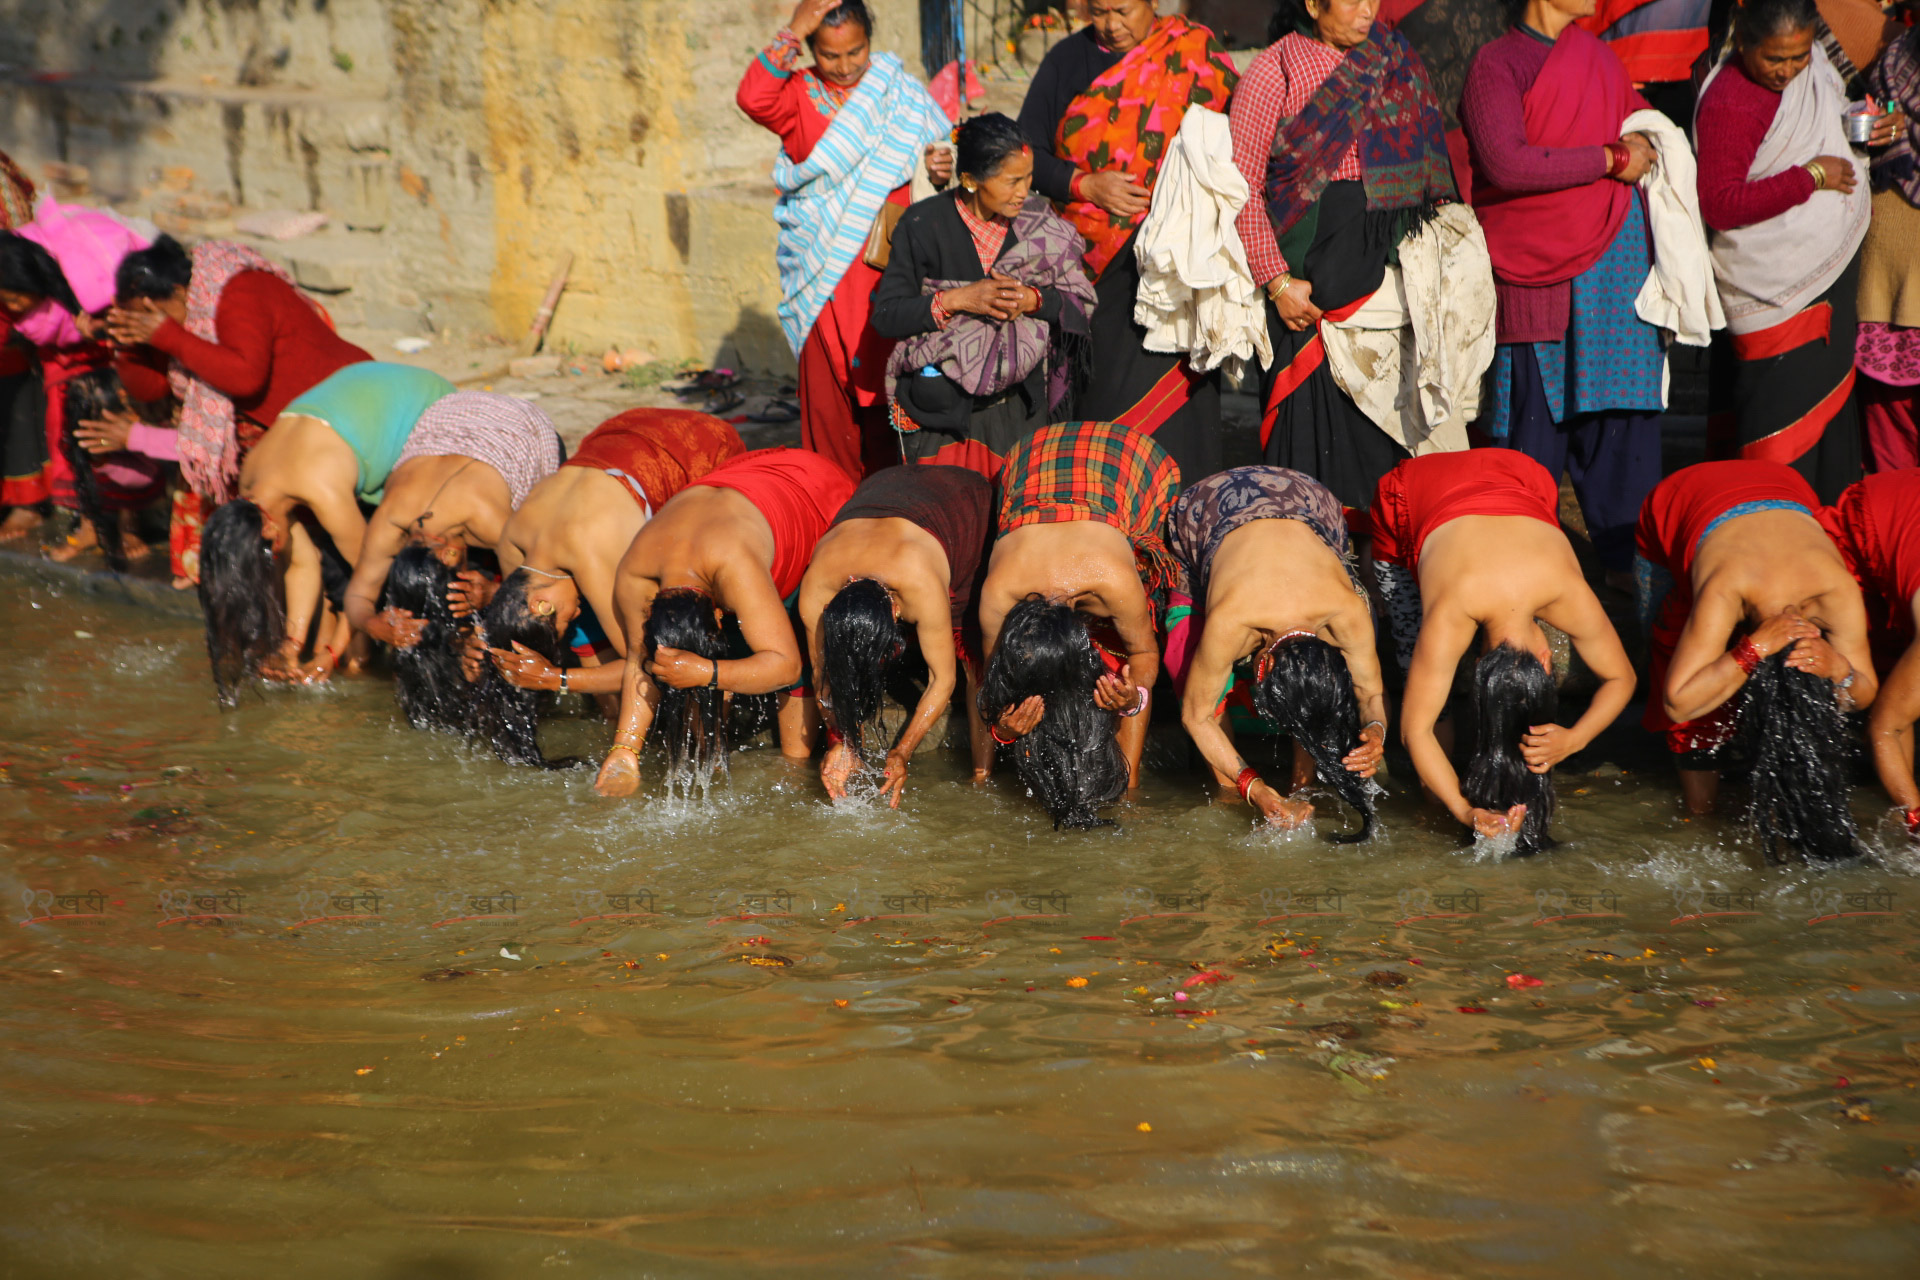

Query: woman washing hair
[380,540,473,735]
[797,464,996,805]
[977,421,1181,828]
[593,448,857,797]
[468,408,745,767]
[1167,466,1385,838]
[1370,450,1635,849]
[1638,460,1875,834]
[198,359,453,702]
[871,113,1095,477]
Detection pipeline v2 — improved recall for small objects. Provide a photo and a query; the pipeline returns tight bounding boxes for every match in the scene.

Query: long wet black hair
[60,368,131,572]
[471,568,578,768]
[198,498,285,707]
[0,232,81,316]
[1250,636,1376,843]
[819,578,905,764]
[645,587,730,787]
[1460,643,1557,856]
[381,542,472,735]
[978,595,1129,829]
[1736,649,1863,864]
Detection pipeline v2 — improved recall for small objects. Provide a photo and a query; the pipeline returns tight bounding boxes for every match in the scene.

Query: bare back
[499,466,649,654]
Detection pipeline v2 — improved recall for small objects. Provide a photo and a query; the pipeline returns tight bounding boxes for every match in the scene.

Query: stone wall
[0,0,932,375]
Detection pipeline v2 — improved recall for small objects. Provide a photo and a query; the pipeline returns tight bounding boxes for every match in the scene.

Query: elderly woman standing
[738,0,953,483]
[1696,0,1895,501]
[1018,0,1237,486]
[1857,14,1920,471]
[1463,0,1668,583]
[871,113,1096,477]
[1228,0,1460,515]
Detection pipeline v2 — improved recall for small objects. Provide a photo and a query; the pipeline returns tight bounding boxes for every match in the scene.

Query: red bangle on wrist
[1235,766,1260,803]
[1604,142,1630,177]
[1905,806,1920,837]
[1069,171,1087,201]
[990,722,1017,746]
[1731,636,1763,675]
[825,726,844,747]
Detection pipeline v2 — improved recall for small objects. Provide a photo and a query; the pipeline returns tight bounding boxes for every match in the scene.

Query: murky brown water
[3,572,1919,1279]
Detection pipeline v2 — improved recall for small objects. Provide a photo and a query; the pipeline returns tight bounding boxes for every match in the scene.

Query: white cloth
[1132,106,1272,381]
[1320,203,1495,456]
[1625,107,1724,349]
[1699,45,1871,335]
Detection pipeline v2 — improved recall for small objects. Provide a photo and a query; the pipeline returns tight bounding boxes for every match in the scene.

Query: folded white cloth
[1133,106,1271,381]
[1625,107,1724,355]
[1321,202,1495,455]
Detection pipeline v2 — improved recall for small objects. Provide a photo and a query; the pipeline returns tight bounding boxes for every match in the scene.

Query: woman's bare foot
[594,746,641,797]
[44,518,99,562]
[121,529,152,562]
[172,575,196,591]
[0,507,43,542]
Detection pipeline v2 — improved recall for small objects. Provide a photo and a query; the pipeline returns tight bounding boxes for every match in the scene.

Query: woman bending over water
[1371,450,1635,854]
[468,408,744,766]
[1638,460,1874,861]
[977,421,1181,827]
[594,448,856,797]
[198,360,453,702]
[797,465,996,805]
[1167,467,1384,837]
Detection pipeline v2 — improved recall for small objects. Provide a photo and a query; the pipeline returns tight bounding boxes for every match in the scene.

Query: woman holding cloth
[738,0,952,481]
[1017,0,1237,485]
[872,113,1095,477]
[1695,0,1897,501]
[1463,0,1668,582]
[1228,0,1460,514]
[1855,14,1920,470]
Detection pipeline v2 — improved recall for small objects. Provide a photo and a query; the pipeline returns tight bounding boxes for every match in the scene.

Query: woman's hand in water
[73,409,136,454]
[447,569,496,619]
[594,746,641,798]
[649,646,718,690]
[366,607,427,650]
[1249,780,1315,829]
[820,739,859,800]
[1093,666,1143,715]
[1465,804,1527,838]
[1342,722,1385,777]
[879,748,912,808]
[993,695,1045,740]
[488,640,560,690]
[1519,723,1578,774]
[1784,633,1849,681]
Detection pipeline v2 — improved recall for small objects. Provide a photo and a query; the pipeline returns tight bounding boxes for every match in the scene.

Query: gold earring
[533,599,556,618]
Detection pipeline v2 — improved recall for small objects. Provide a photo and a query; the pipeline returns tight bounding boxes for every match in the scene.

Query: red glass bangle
[825,726,844,747]
[1604,142,1630,177]
[990,723,1017,747]
[1905,806,1920,837]
[1069,170,1087,201]
[1731,636,1763,675]
[1235,766,1260,803]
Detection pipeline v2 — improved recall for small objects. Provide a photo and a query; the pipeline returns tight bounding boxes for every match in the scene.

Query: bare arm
[1400,607,1478,827]
[1179,615,1254,787]
[1665,592,1808,723]
[1325,600,1388,775]
[303,483,370,567]
[1870,632,1920,813]
[1100,579,1159,788]
[893,593,959,765]
[1527,585,1636,772]
[593,575,662,797]
[280,519,325,670]
[342,511,418,644]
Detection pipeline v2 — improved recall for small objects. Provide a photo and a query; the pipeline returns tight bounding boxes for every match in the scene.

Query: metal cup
[1845,107,1878,145]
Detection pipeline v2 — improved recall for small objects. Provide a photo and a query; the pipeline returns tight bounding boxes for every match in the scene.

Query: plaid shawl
[771,52,950,356]
[170,240,316,503]
[1263,25,1455,243]
[1869,25,1920,207]
[1054,16,1239,280]
[0,151,34,230]
[885,194,1096,405]
[997,420,1185,618]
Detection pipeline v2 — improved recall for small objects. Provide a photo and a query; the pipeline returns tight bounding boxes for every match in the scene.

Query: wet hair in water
[60,368,130,572]
[114,234,193,302]
[644,587,730,793]
[1460,643,1557,856]
[1735,649,1863,865]
[471,569,578,768]
[381,542,472,735]
[1734,0,1819,45]
[809,0,873,43]
[955,112,1029,183]
[198,499,285,707]
[977,595,1128,829]
[0,232,81,315]
[819,578,904,764]
[1250,636,1376,842]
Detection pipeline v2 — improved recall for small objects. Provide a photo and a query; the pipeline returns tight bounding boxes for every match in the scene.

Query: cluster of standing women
[8,0,1920,863]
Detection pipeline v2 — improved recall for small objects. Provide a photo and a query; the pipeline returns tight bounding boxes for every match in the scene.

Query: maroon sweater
[1695,63,1819,232]
[145,270,371,427]
[1462,26,1644,343]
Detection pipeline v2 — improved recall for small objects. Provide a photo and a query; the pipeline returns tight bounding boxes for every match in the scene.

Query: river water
[3,573,1918,1278]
